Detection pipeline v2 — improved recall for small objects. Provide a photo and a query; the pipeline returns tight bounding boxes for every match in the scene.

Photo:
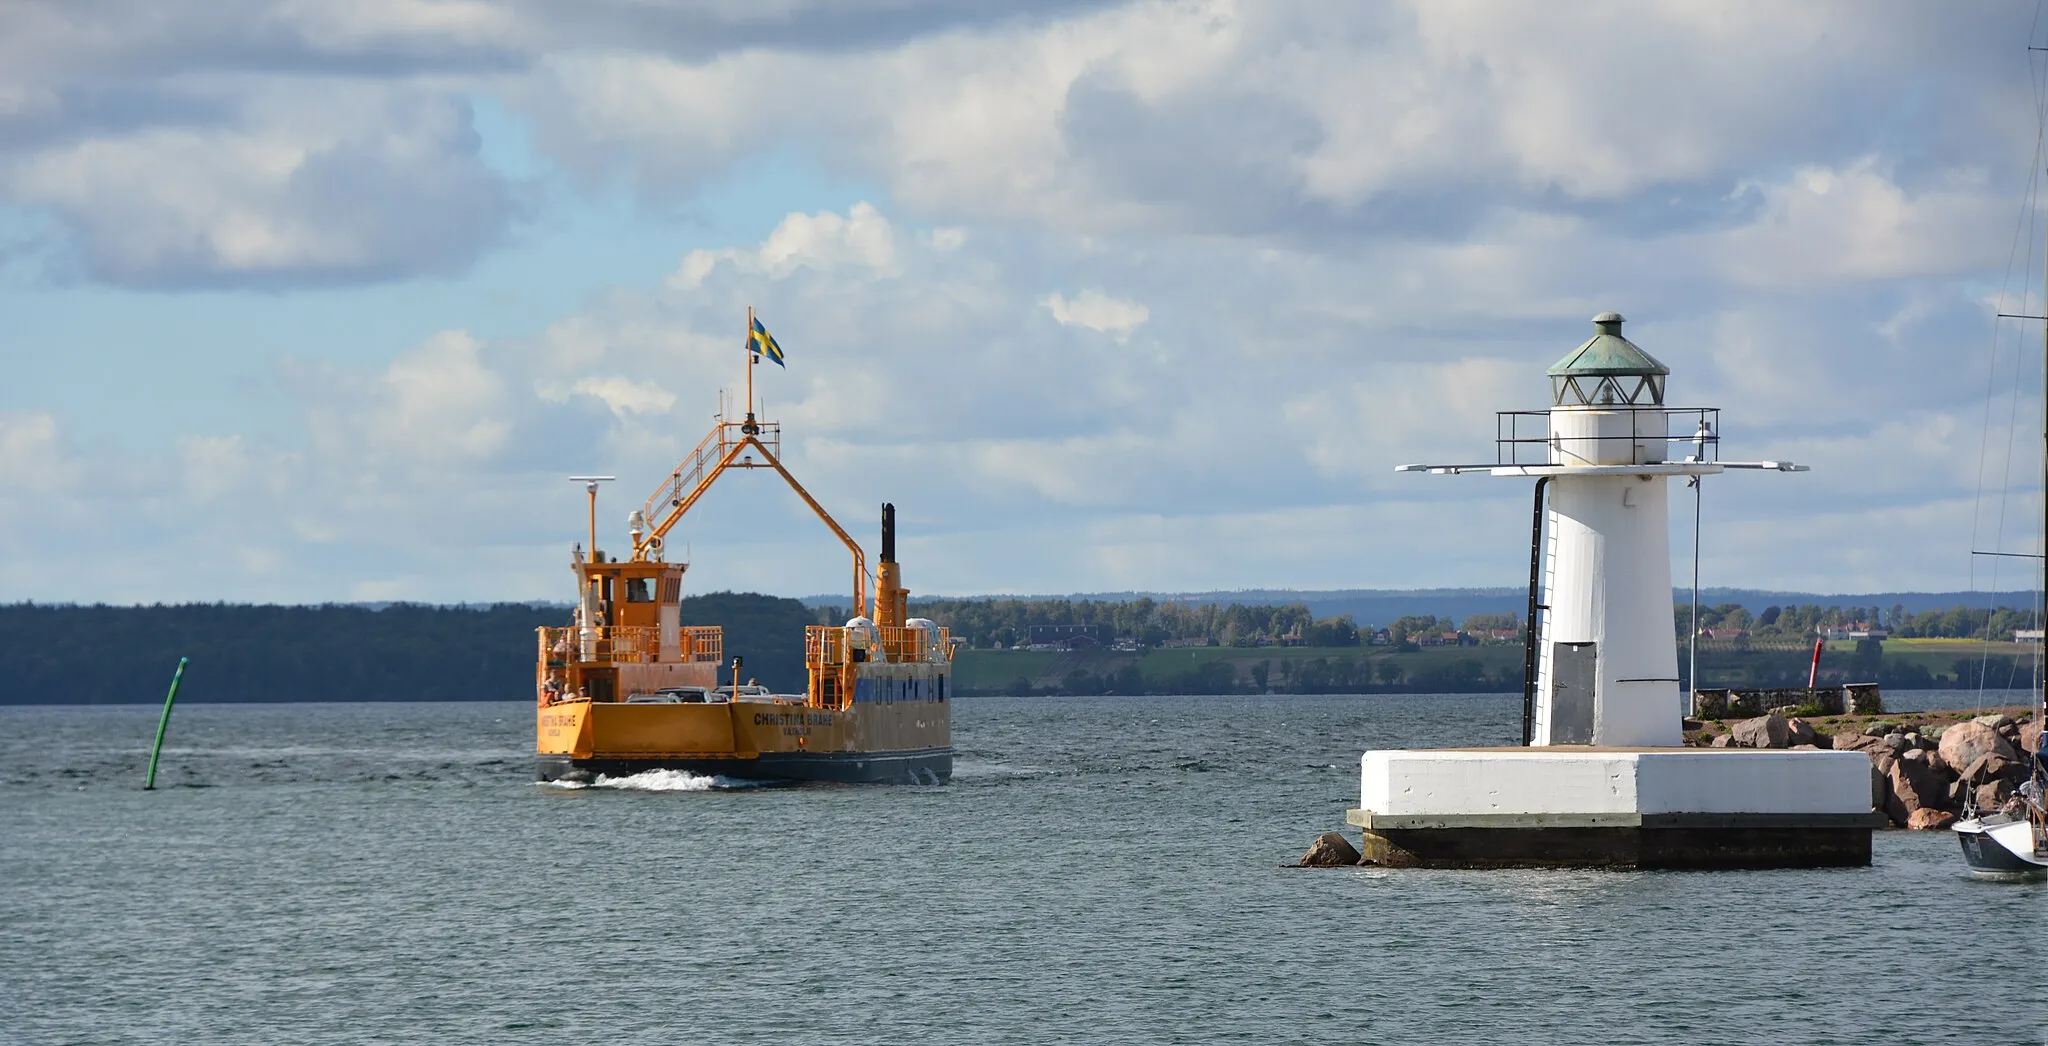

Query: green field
[1865,637,2036,685]
[949,649,1067,691]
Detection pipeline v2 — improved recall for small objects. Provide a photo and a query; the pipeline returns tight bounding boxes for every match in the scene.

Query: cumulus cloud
[1709,161,2007,288]
[1043,289,1148,339]
[538,376,678,418]
[367,330,513,461]
[3,87,513,287]
[0,411,60,472]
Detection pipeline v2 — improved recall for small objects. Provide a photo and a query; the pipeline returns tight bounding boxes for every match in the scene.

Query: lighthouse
[1351,312,1880,869]
[1530,311,1698,747]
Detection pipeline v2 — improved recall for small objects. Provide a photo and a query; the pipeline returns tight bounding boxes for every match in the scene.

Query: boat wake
[546,769,770,792]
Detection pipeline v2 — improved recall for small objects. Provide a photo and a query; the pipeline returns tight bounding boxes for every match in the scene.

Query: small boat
[1954,808,2046,878]
[534,310,953,785]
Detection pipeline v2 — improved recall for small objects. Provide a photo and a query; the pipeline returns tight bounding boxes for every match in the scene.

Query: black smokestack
[881,503,896,563]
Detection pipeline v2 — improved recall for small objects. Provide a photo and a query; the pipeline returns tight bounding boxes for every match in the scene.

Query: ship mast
[1995,65,2048,727]
[745,304,758,435]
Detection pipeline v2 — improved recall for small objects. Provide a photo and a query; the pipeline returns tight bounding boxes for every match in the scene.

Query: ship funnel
[875,502,907,627]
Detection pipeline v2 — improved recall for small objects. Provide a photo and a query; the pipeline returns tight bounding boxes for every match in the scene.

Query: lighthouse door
[1550,641,1597,744]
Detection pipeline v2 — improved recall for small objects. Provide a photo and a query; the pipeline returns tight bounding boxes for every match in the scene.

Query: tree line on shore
[2,595,2036,704]
[878,597,2040,651]
[0,595,817,704]
[819,597,1377,648]
[1683,601,2038,641]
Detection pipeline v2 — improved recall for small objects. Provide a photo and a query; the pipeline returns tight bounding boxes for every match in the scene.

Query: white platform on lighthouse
[1351,747,1874,829]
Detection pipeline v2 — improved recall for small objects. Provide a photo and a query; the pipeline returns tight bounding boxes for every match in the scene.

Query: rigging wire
[1967,36,2048,703]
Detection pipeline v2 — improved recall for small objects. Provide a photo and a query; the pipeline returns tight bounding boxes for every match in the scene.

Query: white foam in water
[595,769,723,791]
[541,768,774,792]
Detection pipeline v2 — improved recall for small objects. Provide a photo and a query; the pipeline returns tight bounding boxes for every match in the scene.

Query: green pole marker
[143,657,189,791]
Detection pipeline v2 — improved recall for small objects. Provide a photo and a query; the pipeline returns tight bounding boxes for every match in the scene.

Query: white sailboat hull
[1954,813,2048,878]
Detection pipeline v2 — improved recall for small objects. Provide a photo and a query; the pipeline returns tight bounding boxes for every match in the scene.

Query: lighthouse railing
[1493,406,1722,467]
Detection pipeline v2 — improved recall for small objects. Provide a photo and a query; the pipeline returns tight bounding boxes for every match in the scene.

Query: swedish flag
[749,315,786,367]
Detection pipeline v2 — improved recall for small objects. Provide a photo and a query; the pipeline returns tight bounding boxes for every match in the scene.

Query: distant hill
[802,587,2040,627]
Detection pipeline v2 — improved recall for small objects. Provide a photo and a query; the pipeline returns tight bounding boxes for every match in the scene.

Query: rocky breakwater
[1690,709,2041,831]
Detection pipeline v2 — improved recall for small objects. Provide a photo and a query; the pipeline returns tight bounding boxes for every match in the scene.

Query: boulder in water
[1886,758,1945,818]
[1299,832,1362,868]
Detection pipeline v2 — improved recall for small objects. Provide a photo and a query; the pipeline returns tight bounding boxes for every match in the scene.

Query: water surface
[3,693,2038,1046]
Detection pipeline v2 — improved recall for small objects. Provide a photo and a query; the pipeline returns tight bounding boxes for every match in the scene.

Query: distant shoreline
[5,597,2037,705]
[6,688,2032,709]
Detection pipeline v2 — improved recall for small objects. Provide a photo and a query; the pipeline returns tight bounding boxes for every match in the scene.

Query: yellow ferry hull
[536,697,951,784]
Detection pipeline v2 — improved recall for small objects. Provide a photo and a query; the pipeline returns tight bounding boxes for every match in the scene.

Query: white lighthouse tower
[1351,312,1879,869]
[1532,312,1696,747]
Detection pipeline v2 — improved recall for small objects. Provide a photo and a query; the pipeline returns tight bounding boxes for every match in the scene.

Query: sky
[4,0,2048,606]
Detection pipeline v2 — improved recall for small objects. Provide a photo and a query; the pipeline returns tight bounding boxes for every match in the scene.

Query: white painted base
[1359,748,1873,820]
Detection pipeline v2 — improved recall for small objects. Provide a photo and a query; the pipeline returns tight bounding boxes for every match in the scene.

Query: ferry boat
[535,313,953,784]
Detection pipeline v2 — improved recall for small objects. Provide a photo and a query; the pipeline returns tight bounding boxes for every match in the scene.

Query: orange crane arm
[637,429,867,615]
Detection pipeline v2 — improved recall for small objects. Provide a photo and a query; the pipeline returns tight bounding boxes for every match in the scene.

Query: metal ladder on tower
[1533,509,1561,740]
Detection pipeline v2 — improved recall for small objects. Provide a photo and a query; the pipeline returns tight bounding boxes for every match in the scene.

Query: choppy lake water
[2,691,2040,1045]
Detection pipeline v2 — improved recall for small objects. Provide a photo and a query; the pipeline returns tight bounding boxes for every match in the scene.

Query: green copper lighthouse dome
[1547,312,1668,407]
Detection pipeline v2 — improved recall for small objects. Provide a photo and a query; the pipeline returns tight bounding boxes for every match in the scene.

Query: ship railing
[538,625,668,665]
[640,420,783,529]
[806,624,847,665]
[537,625,723,665]
[806,624,952,666]
[804,626,848,707]
[877,625,951,664]
[680,625,724,663]
[537,628,564,706]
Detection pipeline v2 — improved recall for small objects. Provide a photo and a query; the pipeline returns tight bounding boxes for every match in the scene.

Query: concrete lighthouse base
[1347,748,1884,869]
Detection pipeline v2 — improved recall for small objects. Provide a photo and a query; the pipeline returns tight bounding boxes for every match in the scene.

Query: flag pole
[745,305,756,420]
